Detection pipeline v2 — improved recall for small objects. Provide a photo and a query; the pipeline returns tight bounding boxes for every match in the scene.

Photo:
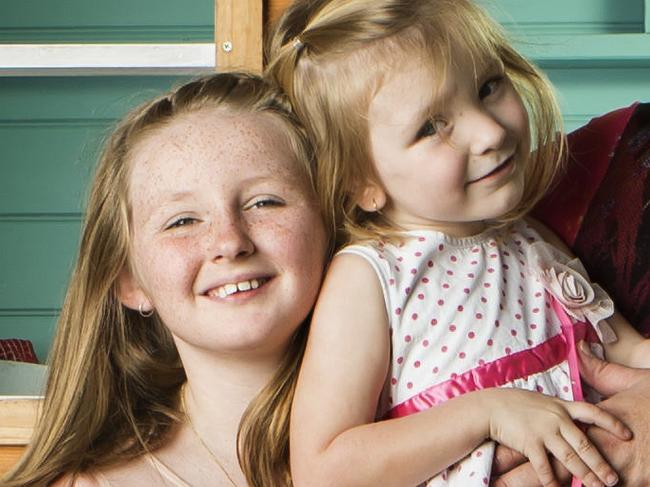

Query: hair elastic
[292,36,305,52]
[138,303,154,318]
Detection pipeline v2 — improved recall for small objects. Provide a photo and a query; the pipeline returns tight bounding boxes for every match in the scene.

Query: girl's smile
[466,154,515,185]
[202,276,270,299]
[365,51,530,237]
[119,108,327,358]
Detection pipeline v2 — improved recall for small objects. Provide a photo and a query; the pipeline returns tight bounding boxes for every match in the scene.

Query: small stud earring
[138,303,154,318]
[372,198,379,212]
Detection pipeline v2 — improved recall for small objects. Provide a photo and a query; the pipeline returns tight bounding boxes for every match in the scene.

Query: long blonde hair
[266,0,565,245]
[2,72,319,487]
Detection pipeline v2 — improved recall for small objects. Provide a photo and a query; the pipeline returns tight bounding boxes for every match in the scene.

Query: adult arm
[492,343,650,486]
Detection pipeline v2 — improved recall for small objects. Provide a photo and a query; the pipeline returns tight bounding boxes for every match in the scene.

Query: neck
[381,208,489,237]
[176,340,283,441]
[395,218,489,238]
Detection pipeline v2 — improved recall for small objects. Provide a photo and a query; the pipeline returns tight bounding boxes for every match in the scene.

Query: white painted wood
[0,43,215,76]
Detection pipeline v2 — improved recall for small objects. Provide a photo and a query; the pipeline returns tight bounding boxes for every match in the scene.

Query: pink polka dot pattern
[337,220,603,485]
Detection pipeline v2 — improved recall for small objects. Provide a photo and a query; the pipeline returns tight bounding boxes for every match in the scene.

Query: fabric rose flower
[527,242,617,343]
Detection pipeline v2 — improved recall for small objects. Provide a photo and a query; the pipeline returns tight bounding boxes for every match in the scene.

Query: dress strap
[145,452,192,487]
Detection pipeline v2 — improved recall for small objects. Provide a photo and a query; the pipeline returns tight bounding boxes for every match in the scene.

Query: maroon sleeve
[533,102,650,337]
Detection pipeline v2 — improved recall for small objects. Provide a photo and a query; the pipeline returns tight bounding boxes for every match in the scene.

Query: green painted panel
[480,0,644,34]
[0,315,57,363]
[0,76,188,121]
[0,122,107,214]
[0,0,212,42]
[548,67,650,130]
[0,219,81,310]
[521,34,650,69]
[0,76,190,214]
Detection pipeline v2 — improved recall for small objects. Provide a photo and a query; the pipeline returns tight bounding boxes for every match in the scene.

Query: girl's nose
[209,217,255,261]
[464,109,508,155]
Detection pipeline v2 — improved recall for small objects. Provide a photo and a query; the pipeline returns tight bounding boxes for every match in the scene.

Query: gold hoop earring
[138,303,154,318]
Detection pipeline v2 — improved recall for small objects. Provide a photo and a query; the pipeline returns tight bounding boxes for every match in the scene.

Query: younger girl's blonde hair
[266,0,565,246]
[2,72,320,487]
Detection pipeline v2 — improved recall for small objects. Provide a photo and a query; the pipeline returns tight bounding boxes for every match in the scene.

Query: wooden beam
[0,446,25,477]
[266,0,293,26]
[215,0,263,73]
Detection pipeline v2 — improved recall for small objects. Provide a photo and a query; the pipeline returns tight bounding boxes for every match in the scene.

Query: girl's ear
[356,181,387,213]
[116,266,151,312]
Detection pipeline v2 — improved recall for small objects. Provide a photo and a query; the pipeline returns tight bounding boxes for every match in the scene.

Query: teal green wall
[0,0,213,42]
[0,0,648,361]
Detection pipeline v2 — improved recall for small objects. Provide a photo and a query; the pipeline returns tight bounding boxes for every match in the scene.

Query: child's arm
[290,253,629,487]
[527,217,650,369]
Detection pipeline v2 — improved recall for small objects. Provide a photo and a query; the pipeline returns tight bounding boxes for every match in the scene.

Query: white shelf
[0,43,215,76]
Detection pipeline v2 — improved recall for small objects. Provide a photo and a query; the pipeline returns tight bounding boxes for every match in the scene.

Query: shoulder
[322,250,384,296]
[313,249,388,327]
[523,216,574,256]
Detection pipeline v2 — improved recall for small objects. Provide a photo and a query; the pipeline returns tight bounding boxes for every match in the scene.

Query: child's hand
[481,388,631,487]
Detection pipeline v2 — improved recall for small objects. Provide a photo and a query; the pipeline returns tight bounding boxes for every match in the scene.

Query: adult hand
[577,342,650,485]
[491,445,571,486]
[491,342,650,486]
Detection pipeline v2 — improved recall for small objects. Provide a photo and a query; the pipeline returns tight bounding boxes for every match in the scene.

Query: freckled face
[124,109,327,358]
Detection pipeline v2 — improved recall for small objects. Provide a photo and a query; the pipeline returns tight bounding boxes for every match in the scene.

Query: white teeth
[210,278,264,298]
[237,281,251,292]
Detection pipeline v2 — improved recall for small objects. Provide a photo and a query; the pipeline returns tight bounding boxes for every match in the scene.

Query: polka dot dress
[340,220,586,485]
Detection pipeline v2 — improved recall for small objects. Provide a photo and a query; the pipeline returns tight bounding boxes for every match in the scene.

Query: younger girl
[2,73,328,487]
[266,1,649,486]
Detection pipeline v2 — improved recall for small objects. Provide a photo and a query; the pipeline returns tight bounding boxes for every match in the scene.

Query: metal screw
[222,41,233,53]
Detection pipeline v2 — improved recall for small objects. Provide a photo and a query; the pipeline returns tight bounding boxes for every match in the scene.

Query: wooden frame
[2,0,646,75]
[0,0,291,76]
[215,0,263,73]
[214,0,292,73]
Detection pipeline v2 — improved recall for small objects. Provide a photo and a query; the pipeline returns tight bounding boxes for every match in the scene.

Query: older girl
[2,72,328,487]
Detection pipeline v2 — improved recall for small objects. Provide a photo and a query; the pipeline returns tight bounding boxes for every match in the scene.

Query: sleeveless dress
[339,219,615,486]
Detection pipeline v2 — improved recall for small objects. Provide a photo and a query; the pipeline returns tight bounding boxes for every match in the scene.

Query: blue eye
[479,76,503,100]
[166,217,197,230]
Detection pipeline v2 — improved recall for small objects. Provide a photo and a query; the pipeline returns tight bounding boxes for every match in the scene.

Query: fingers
[565,401,632,441]
[546,425,619,487]
[527,445,560,487]
[578,341,640,396]
[492,458,572,487]
[492,445,528,476]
